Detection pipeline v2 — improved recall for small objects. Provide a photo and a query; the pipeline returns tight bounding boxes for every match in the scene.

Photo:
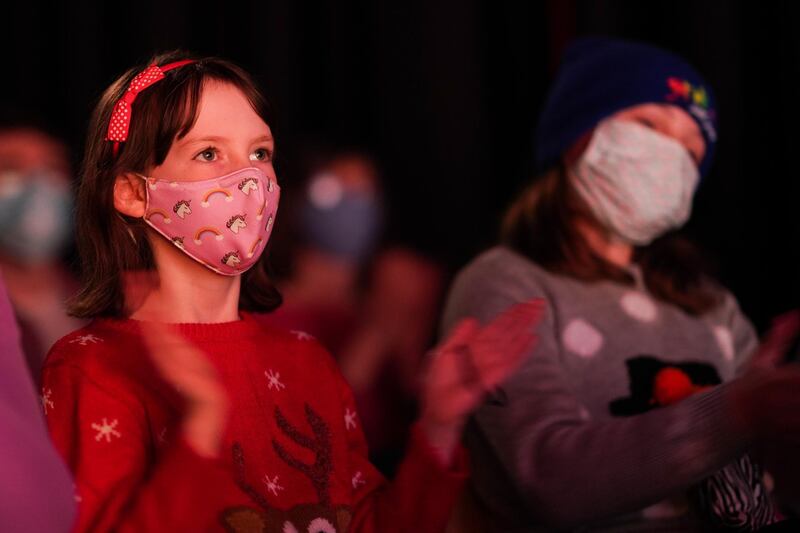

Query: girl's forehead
[189,80,271,139]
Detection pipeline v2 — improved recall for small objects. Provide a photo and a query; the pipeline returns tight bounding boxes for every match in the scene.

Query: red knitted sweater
[42,313,467,532]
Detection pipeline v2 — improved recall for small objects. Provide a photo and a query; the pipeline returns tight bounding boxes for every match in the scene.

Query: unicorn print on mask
[221,251,241,269]
[238,177,259,195]
[226,214,247,234]
[173,199,192,219]
[139,167,280,275]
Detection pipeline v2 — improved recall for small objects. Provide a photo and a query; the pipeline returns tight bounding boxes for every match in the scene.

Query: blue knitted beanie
[536,37,717,176]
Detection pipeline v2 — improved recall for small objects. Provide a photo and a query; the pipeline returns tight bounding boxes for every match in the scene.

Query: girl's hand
[420,299,545,465]
[141,323,229,458]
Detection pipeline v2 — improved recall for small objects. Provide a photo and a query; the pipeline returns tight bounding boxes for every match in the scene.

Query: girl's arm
[338,368,469,533]
[42,359,236,533]
[0,278,76,533]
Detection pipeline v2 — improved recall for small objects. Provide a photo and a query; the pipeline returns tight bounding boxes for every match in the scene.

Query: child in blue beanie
[536,36,717,177]
[441,36,800,532]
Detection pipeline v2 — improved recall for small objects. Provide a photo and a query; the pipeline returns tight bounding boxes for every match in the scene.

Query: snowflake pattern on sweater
[42,315,467,533]
[91,418,121,443]
[41,388,54,415]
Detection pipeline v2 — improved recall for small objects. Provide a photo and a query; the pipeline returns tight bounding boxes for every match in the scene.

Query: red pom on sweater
[652,367,697,406]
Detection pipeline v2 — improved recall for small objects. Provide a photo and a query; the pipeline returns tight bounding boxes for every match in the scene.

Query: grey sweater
[441,246,757,532]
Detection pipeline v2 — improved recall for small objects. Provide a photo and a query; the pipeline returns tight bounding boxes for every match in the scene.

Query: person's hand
[728,364,800,504]
[419,299,545,465]
[749,309,800,369]
[729,364,800,442]
[141,323,229,458]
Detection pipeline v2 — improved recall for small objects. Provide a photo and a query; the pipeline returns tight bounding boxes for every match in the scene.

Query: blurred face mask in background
[300,173,383,263]
[570,118,700,246]
[0,169,73,264]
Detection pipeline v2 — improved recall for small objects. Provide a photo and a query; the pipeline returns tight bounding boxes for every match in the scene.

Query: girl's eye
[195,148,218,162]
[250,148,273,162]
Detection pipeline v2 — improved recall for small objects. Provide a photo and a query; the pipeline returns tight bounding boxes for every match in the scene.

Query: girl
[42,51,543,532]
[442,37,800,531]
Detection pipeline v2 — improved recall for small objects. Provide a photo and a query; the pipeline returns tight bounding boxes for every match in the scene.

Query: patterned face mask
[571,118,700,246]
[139,167,280,275]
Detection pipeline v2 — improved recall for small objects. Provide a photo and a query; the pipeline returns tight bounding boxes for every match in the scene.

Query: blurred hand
[749,309,800,370]
[141,322,229,458]
[729,365,800,443]
[420,299,545,465]
[728,364,800,504]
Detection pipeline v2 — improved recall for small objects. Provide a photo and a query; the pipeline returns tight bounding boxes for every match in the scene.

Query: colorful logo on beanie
[666,77,709,108]
[665,77,717,143]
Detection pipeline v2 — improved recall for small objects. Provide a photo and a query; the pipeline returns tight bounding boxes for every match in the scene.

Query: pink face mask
[139,167,280,275]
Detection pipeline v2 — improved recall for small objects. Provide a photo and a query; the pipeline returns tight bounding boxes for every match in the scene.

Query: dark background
[1,0,797,330]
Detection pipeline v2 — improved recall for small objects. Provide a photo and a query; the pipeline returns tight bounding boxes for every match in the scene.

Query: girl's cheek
[254,161,276,176]
[181,162,229,182]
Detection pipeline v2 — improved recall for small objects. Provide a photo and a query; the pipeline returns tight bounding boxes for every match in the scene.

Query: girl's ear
[114,173,147,218]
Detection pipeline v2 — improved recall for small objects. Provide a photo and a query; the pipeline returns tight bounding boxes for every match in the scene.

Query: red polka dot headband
[105,59,196,156]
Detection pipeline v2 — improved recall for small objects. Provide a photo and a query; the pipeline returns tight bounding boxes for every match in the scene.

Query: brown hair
[501,163,720,315]
[69,50,281,318]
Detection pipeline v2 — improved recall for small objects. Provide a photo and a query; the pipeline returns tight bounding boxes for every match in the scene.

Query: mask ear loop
[115,173,152,245]
[115,212,139,245]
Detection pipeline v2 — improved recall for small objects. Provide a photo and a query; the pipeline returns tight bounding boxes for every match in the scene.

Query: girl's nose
[229,153,252,171]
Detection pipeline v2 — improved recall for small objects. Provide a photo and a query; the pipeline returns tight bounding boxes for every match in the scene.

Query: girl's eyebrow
[179,136,226,147]
[252,134,274,144]
[178,134,273,147]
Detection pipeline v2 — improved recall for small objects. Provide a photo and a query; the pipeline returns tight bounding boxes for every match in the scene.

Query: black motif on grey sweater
[608,355,721,417]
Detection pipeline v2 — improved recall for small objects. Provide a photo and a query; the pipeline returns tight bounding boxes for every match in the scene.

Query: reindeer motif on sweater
[221,404,352,533]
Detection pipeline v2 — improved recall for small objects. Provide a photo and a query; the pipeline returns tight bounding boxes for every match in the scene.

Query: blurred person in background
[441,37,800,532]
[260,149,447,475]
[0,114,83,378]
[1,275,76,532]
